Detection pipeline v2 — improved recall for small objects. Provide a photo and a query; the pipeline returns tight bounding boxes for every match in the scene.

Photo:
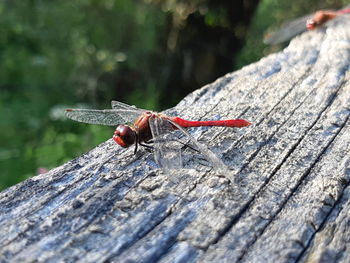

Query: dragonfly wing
[148,117,183,170]
[111,100,146,112]
[149,117,230,172]
[264,14,312,45]
[65,109,141,126]
[166,119,229,173]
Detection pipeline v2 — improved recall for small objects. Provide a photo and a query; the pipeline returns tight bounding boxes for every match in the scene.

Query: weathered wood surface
[1,17,350,263]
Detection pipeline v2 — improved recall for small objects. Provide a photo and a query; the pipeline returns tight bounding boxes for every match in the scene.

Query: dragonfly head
[113,125,136,148]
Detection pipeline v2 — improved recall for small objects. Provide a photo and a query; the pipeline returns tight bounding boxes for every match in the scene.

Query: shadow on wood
[1,17,350,263]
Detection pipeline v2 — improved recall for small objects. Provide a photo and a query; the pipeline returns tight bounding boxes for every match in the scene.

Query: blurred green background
[0,0,347,190]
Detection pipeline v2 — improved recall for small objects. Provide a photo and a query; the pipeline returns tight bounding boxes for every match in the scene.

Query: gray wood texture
[1,16,350,263]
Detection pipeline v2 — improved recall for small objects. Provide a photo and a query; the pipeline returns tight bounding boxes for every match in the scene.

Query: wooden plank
[0,16,350,263]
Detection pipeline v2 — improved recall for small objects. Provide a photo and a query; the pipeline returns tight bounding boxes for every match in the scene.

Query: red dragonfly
[66,101,251,169]
[264,6,350,45]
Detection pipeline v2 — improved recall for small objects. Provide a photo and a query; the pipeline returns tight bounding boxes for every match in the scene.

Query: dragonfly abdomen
[170,117,252,128]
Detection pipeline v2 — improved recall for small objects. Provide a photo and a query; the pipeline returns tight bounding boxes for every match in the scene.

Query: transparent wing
[264,14,312,45]
[111,100,146,112]
[148,117,182,170]
[167,119,229,173]
[65,108,142,126]
[149,117,230,172]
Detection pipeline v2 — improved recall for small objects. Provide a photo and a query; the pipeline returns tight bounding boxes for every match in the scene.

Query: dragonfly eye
[113,125,136,148]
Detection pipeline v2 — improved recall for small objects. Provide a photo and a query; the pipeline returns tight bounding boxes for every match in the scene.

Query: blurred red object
[264,6,350,45]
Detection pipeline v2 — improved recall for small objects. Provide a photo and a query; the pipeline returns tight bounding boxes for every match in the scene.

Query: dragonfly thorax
[113,125,136,148]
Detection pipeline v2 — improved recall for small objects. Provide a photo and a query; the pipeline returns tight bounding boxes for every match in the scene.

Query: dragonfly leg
[144,139,154,144]
[134,133,153,153]
[174,139,200,153]
[134,133,139,154]
[139,141,154,150]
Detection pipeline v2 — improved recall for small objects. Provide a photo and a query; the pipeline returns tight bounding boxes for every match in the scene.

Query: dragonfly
[65,101,251,169]
[264,6,350,45]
